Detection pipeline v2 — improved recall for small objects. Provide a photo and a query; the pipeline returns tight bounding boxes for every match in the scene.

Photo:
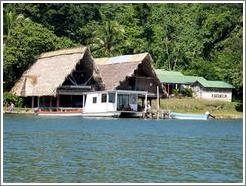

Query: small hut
[11,46,104,109]
[191,79,234,102]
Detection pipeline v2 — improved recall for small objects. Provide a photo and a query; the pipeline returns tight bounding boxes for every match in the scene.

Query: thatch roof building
[94,53,164,96]
[10,47,165,108]
[11,46,103,97]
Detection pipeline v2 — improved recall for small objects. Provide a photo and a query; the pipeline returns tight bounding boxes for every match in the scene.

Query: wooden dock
[143,109,171,119]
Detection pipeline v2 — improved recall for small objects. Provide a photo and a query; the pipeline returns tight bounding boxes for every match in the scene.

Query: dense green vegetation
[3,3,243,99]
[3,92,23,107]
[3,10,74,90]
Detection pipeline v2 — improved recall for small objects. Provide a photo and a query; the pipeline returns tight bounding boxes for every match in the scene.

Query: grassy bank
[152,98,243,119]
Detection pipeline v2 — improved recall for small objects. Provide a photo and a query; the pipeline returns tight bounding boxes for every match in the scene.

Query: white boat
[169,112,209,120]
[81,90,148,118]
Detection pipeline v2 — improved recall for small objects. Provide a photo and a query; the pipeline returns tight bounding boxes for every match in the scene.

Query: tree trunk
[173,58,177,71]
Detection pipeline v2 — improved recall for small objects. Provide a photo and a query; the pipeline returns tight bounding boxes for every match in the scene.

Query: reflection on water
[3,115,243,183]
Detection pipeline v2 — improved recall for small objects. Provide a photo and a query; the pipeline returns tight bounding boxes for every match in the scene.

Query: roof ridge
[98,61,142,66]
[95,52,148,60]
[195,79,234,88]
[39,46,87,59]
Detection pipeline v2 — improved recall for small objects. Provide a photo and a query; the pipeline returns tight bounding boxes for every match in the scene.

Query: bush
[3,92,23,107]
[181,88,193,97]
[235,102,243,112]
[172,89,179,97]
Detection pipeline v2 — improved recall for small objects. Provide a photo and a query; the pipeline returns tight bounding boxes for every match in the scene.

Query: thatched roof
[94,53,158,90]
[11,48,163,97]
[11,46,97,97]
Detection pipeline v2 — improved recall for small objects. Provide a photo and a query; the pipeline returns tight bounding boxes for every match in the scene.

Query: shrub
[3,92,23,107]
[235,102,243,112]
[172,89,179,97]
[181,88,193,97]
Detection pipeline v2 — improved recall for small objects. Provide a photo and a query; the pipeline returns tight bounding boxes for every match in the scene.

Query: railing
[117,104,144,112]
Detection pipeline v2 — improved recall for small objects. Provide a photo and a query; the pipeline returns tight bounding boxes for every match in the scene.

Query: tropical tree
[3,3,243,98]
[3,17,75,90]
[89,19,125,57]
[3,11,29,43]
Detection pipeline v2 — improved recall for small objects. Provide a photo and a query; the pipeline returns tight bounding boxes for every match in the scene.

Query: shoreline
[3,109,243,120]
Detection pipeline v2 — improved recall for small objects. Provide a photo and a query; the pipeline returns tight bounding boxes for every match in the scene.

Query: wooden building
[94,53,164,99]
[11,46,104,109]
[11,47,164,110]
[154,70,204,95]
[191,79,234,102]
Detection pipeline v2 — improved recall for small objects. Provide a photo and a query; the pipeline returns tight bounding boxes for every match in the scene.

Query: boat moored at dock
[169,112,209,120]
[81,90,148,118]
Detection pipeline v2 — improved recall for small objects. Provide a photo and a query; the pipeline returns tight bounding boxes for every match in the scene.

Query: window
[101,94,107,103]
[129,94,137,104]
[92,97,97,103]
[108,93,115,103]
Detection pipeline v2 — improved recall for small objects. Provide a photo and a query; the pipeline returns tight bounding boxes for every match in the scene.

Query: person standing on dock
[147,102,151,112]
[8,102,15,112]
[143,102,152,118]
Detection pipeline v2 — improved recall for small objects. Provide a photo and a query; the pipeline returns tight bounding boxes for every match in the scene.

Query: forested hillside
[3,3,243,98]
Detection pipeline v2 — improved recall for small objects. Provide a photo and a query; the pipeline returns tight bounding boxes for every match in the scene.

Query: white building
[155,69,234,102]
[191,79,234,102]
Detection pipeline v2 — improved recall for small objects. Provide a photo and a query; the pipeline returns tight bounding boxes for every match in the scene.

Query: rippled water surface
[3,115,243,183]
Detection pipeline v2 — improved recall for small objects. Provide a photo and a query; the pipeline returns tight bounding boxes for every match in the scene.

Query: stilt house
[11,47,104,108]
[11,47,164,110]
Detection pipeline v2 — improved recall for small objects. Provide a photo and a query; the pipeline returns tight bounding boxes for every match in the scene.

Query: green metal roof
[154,70,183,77]
[154,70,205,84]
[182,76,206,83]
[195,78,234,89]
[155,69,234,89]
[154,70,186,84]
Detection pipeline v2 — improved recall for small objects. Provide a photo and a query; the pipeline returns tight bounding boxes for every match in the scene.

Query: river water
[3,115,243,183]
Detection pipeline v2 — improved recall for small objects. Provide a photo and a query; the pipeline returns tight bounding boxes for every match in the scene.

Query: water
[3,115,243,183]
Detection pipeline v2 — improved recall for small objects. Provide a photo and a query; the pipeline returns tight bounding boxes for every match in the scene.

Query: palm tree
[3,11,29,44]
[90,20,125,57]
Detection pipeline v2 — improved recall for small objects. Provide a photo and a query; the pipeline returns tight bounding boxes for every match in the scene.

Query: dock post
[106,93,109,111]
[49,97,52,107]
[157,86,160,119]
[144,92,147,115]
[145,93,147,107]
[115,91,118,111]
[70,95,73,107]
[168,84,170,96]
[49,97,52,111]
[37,96,40,109]
[82,94,85,108]
[31,96,34,108]
[56,94,60,111]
